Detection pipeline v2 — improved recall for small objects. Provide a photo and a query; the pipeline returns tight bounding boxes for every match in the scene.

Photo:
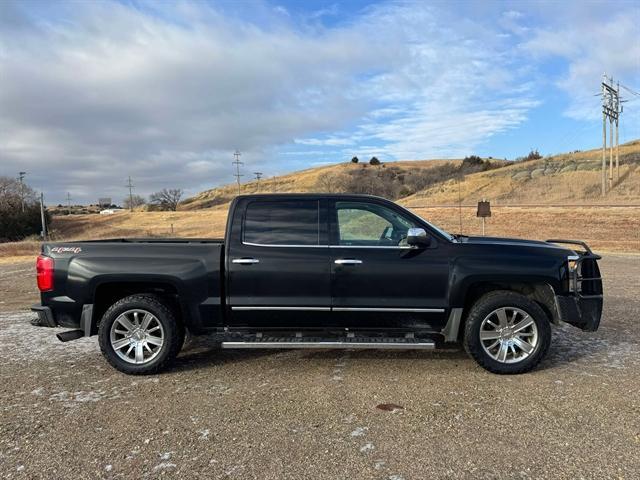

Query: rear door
[329,199,450,331]
[226,198,331,329]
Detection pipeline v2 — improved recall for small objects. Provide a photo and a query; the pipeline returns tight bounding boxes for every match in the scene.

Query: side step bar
[221,339,435,350]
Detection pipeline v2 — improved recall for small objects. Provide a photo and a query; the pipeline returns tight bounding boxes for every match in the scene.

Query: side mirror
[407,228,431,247]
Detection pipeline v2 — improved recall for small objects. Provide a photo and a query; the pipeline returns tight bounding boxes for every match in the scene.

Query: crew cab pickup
[32,194,603,374]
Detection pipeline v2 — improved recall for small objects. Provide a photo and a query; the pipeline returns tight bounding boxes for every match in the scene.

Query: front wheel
[98,294,183,375]
[463,291,551,374]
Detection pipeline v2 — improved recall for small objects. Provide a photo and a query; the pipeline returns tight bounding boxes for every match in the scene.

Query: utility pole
[232,150,243,196]
[18,172,26,212]
[66,192,72,212]
[125,176,135,211]
[616,81,620,181]
[253,172,262,191]
[601,73,621,195]
[39,192,47,240]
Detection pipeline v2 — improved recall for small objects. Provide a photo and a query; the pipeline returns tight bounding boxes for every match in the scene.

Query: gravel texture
[0,256,639,479]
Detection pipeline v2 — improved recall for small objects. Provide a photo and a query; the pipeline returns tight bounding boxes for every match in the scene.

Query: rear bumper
[555,294,603,332]
[31,303,93,335]
[31,305,57,328]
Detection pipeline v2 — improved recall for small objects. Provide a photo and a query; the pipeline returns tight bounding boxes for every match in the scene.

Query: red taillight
[36,255,54,292]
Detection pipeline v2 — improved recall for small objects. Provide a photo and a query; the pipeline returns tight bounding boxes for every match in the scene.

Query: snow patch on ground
[359,443,375,453]
[350,426,368,437]
[0,312,97,363]
[550,323,640,372]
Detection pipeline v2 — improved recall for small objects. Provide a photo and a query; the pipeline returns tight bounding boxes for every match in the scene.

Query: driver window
[335,201,417,246]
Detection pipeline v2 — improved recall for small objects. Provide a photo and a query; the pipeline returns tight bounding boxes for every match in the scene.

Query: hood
[461,236,573,252]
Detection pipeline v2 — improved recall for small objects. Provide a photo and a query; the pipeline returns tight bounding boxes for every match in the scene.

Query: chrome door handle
[334,259,363,265]
[232,258,260,264]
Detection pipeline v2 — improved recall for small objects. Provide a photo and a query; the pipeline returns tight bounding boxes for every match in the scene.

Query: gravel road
[0,256,639,479]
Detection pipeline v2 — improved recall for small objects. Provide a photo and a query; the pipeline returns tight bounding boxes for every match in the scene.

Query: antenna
[232,150,243,195]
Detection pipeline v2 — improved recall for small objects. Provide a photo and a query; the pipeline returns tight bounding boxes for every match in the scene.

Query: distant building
[99,208,124,215]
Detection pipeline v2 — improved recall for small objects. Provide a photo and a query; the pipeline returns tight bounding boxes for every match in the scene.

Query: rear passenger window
[244,201,319,246]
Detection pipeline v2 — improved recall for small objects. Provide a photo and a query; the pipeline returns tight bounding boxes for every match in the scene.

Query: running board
[221,338,435,350]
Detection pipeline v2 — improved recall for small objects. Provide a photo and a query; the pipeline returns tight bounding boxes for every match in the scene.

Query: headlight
[567,255,580,272]
[567,255,580,292]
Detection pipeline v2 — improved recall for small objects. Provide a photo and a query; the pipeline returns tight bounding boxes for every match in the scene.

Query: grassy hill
[403,140,640,206]
[181,140,640,210]
[179,158,497,210]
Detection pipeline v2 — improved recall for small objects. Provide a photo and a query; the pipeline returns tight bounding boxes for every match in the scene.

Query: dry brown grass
[0,238,44,264]
[0,205,633,262]
[181,159,459,210]
[411,206,640,253]
[404,140,640,205]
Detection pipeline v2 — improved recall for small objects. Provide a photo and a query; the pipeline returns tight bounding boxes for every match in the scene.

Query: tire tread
[98,294,182,375]
[463,290,551,374]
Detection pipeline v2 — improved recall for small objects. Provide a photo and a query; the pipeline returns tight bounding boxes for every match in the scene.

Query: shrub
[369,156,381,166]
[524,149,543,161]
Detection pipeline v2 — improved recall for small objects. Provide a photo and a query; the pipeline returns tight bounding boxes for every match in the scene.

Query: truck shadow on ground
[170,327,621,374]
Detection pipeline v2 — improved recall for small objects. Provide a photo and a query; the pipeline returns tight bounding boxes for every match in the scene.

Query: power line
[232,150,243,196]
[620,84,640,97]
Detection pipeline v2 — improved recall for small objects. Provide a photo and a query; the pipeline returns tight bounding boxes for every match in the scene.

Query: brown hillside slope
[402,140,640,206]
[180,159,465,210]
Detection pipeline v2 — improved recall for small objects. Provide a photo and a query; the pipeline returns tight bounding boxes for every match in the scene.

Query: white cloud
[3,0,614,203]
[522,9,640,120]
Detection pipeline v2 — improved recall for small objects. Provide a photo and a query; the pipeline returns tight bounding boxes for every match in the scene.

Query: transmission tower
[601,74,622,195]
[125,176,135,211]
[232,150,243,195]
[66,192,72,212]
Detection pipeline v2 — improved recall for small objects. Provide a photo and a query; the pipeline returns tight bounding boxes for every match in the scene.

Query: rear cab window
[243,200,320,246]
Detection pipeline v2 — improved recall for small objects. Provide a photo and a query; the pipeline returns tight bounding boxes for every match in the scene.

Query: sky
[1,0,639,205]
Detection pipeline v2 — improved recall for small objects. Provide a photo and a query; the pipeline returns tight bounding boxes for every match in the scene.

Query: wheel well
[461,282,558,336]
[92,282,184,328]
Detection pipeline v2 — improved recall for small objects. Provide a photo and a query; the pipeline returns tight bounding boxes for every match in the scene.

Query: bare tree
[149,188,183,211]
[315,172,346,193]
[0,176,45,241]
[123,194,146,210]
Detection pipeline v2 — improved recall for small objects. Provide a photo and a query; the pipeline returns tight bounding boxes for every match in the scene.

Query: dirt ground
[0,256,639,479]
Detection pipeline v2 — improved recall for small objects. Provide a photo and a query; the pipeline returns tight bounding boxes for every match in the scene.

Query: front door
[329,199,450,331]
[227,198,331,329]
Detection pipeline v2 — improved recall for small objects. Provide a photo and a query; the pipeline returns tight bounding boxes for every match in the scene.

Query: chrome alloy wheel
[479,307,539,364]
[109,309,165,365]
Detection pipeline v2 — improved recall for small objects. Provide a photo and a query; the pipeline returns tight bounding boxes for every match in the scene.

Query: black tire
[463,290,551,374]
[98,294,183,375]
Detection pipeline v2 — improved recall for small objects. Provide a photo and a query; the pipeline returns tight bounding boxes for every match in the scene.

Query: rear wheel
[463,291,551,374]
[98,295,183,375]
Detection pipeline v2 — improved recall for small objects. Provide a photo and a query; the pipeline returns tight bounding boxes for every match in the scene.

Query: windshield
[398,205,456,242]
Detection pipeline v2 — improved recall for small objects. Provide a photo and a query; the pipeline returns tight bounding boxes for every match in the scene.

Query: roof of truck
[236,193,388,200]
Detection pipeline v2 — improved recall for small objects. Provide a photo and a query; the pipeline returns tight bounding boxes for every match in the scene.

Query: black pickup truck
[32,194,603,375]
